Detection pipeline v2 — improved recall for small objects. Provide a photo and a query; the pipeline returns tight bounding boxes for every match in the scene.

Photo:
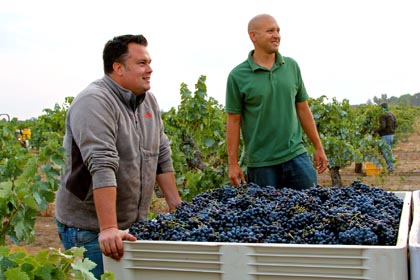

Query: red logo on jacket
[144,112,152,118]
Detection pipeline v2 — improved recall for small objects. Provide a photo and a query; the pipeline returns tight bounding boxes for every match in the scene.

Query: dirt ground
[10,129,420,255]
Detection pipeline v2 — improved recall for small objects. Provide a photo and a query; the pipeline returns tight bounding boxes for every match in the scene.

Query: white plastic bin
[104,192,411,280]
[409,190,420,280]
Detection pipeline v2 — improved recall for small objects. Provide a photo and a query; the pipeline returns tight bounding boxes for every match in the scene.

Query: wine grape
[129,181,403,245]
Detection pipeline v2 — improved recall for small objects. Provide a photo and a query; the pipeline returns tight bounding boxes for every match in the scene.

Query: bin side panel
[103,192,410,280]
[409,190,420,280]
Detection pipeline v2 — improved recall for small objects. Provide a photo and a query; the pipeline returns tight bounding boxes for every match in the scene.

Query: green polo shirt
[225,51,309,167]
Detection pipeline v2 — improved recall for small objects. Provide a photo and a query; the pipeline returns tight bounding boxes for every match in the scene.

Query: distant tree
[370,92,420,107]
[398,94,411,106]
[388,96,399,105]
[409,93,420,106]
[372,94,387,105]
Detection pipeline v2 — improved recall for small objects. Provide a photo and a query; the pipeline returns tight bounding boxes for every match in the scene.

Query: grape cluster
[129,181,404,245]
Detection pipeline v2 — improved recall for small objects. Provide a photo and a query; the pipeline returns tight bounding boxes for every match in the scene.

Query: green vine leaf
[4,267,30,280]
[71,258,97,280]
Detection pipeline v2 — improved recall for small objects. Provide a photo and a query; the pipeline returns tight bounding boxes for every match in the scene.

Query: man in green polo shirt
[225,14,328,190]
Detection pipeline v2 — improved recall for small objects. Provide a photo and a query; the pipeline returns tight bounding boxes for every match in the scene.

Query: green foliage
[352,104,381,135]
[101,271,115,280]
[27,97,73,149]
[308,96,388,186]
[0,125,31,184]
[392,104,419,141]
[163,75,229,200]
[0,117,100,279]
[314,96,420,185]
[0,110,65,245]
[310,97,357,167]
[0,246,100,280]
[349,104,393,166]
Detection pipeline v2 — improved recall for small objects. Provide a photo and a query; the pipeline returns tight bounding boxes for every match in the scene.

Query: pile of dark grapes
[129,181,404,245]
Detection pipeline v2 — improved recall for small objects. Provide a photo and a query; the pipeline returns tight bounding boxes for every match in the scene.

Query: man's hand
[314,149,328,174]
[98,227,136,261]
[228,163,247,186]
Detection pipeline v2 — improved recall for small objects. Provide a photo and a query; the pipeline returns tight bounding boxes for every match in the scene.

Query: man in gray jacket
[55,34,182,278]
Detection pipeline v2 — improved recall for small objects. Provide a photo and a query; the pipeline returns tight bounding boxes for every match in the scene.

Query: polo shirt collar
[247,50,285,71]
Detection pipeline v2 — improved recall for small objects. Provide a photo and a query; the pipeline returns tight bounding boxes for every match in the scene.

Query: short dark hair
[103,34,148,74]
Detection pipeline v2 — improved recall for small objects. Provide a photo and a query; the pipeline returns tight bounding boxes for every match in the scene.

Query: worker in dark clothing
[374,102,398,173]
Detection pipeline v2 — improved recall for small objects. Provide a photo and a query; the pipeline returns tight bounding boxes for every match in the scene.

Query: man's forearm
[227,114,241,165]
[156,172,182,210]
[93,186,118,231]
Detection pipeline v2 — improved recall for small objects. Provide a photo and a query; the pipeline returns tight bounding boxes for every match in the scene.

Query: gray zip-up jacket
[55,75,174,232]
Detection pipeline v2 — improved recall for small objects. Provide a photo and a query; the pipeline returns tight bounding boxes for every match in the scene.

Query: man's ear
[249,31,257,43]
[112,62,124,76]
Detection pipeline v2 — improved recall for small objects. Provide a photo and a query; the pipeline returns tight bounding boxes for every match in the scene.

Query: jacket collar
[103,75,146,111]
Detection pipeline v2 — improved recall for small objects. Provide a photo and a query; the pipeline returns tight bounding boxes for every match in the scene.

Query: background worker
[374,102,398,173]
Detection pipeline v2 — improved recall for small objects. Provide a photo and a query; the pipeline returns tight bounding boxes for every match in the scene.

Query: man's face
[118,43,152,95]
[251,17,281,54]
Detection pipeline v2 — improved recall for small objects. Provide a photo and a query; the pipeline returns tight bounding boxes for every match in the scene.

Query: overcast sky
[1,0,419,120]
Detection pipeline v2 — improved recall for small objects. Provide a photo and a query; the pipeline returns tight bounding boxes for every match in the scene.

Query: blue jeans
[381,134,395,172]
[56,220,103,279]
[247,153,317,190]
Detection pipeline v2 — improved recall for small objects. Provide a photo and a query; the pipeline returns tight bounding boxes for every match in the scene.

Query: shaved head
[247,14,281,55]
[248,14,276,32]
